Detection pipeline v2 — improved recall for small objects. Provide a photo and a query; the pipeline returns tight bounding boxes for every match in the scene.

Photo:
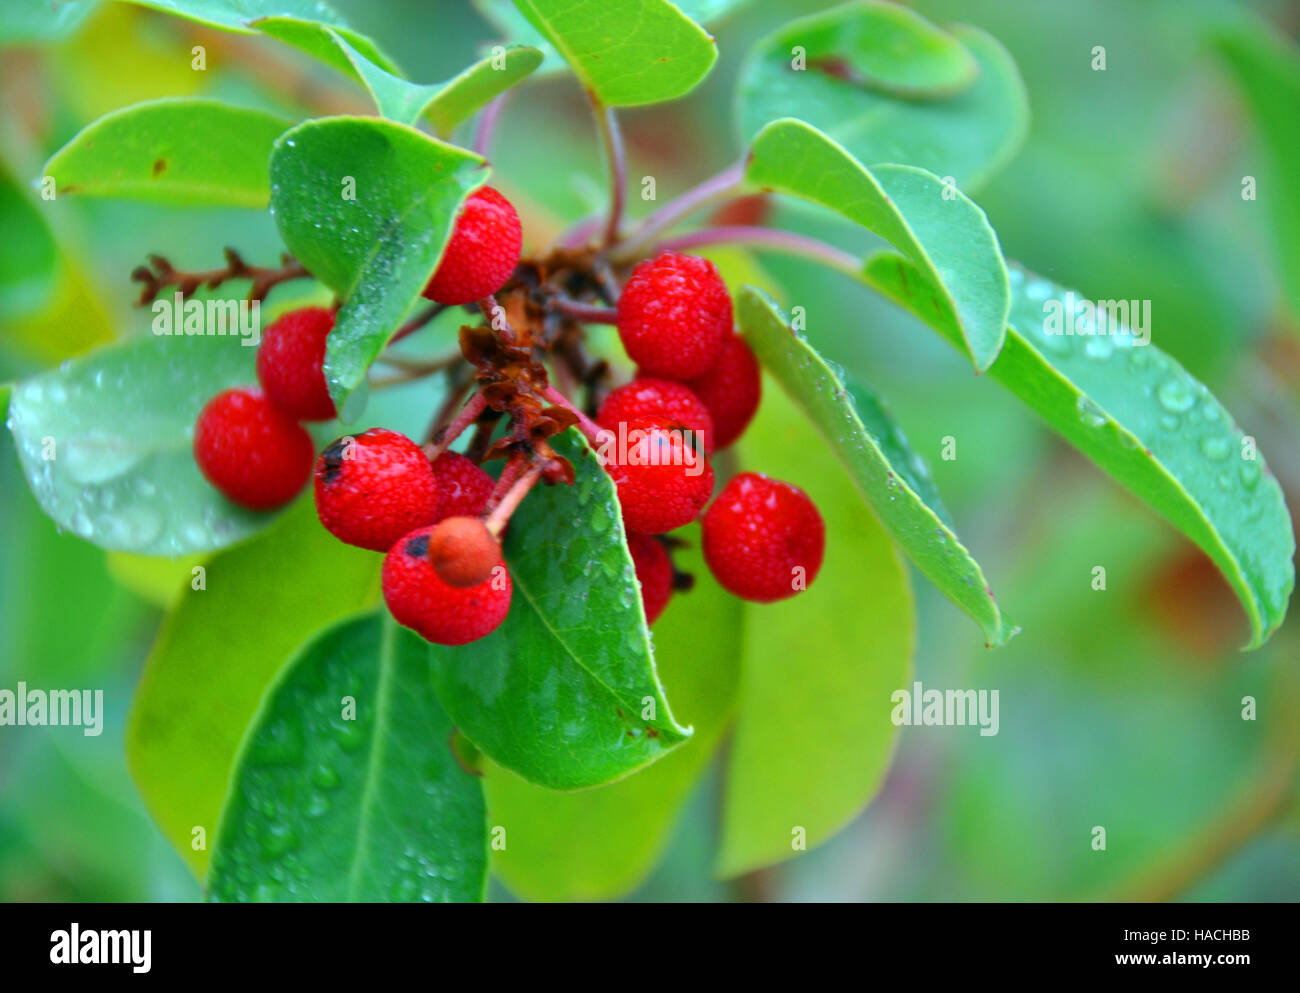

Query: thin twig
[590,95,627,247]
[389,303,446,345]
[613,160,747,261]
[650,226,862,279]
[474,92,510,158]
[131,248,309,306]
[540,384,604,446]
[485,460,547,537]
[551,297,618,324]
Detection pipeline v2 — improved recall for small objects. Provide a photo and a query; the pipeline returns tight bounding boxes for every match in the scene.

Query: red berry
[627,533,673,625]
[427,516,500,588]
[702,472,824,603]
[598,377,715,455]
[314,428,440,552]
[422,186,522,306]
[600,416,714,535]
[193,387,313,510]
[616,252,731,379]
[685,332,761,449]
[382,525,512,646]
[431,451,494,521]
[255,306,337,421]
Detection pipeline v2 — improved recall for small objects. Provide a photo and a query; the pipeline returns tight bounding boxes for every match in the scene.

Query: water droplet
[262,822,298,856]
[1156,378,1196,413]
[1084,336,1113,360]
[1199,436,1231,462]
[1159,414,1179,431]
[1075,396,1107,428]
[1239,461,1260,490]
[63,436,143,484]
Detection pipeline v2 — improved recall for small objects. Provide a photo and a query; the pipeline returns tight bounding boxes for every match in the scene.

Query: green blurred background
[1,0,1298,901]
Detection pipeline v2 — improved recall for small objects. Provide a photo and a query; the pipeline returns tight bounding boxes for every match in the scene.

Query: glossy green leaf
[324,29,542,134]
[862,253,1295,648]
[106,0,355,35]
[485,529,740,901]
[747,119,1009,371]
[427,430,691,790]
[0,0,94,45]
[739,5,1028,191]
[252,15,403,77]
[718,379,914,878]
[126,497,382,876]
[763,0,977,97]
[737,286,1013,646]
[42,98,291,207]
[509,0,717,107]
[5,329,289,556]
[268,117,486,415]
[1213,19,1300,321]
[208,612,488,902]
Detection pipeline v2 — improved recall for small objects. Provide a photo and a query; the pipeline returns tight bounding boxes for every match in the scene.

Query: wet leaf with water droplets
[6,331,281,555]
[268,117,487,415]
[426,430,691,789]
[738,286,1015,647]
[208,612,487,902]
[863,253,1295,648]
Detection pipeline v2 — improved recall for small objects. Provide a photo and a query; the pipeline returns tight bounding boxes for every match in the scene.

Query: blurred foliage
[1,0,1298,901]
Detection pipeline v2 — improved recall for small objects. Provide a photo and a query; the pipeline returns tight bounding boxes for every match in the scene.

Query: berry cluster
[191,184,824,647]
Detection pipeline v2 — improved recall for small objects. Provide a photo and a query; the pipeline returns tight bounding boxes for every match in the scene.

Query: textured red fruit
[685,332,761,449]
[255,306,337,421]
[598,377,715,455]
[431,451,494,521]
[314,428,440,552]
[193,387,313,510]
[602,417,714,535]
[427,516,500,588]
[616,252,731,379]
[702,472,824,603]
[422,186,522,306]
[382,526,512,646]
[627,533,673,625]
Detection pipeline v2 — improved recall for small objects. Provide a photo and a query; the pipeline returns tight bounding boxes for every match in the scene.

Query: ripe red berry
[193,387,313,510]
[431,451,494,520]
[314,428,440,552]
[685,332,761,449]
[382,525,512,646]
[422,186,522,306]
[601,416,714,535]
[616,252,731,379]
[427,516,500,588]
[597,377,715,455]
[627,533,673,625]
[702,472,824,603]
[255,306,336,421]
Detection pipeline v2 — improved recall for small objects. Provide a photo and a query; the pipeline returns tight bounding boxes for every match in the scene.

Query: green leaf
[126,497,382,877]
[324,29,542,134]
[718,378,914,878]
[738,6,1028,191]
[42,98,291,207]
[747,119,1009,372]
[1212,18,1300,321]
[863,253,1295,649]
[6,330,289,556]
[268,116,486,415]
[509,0,717,107]
[737,286,1014,646]
[427,430,691,790]
[106,0,355,35]
[485,528,740,901]
[208,612,488,902]
[252,15,404,77]
[763,0,977,97]
[0,0,94,45]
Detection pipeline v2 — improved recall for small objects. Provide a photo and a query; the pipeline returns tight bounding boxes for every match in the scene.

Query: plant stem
[485,450,527,513]
[557,213,604,249]
[613,160,747,261]
[590,95,627,246]
[650,225,862,278]
[426,392,488,456]
[474,92,509,158]
[540,384,605,446]
[389,303,446,345]
[485,460,546,537]
[551,297,618,324]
